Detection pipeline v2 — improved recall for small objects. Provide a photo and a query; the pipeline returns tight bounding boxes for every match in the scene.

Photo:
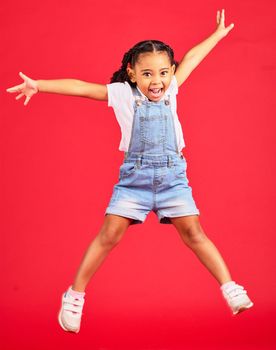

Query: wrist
[36,80,42,92]
[212,30,224,43]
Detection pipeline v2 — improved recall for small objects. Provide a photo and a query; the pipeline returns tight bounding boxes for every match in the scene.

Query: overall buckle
[136,155,142,168]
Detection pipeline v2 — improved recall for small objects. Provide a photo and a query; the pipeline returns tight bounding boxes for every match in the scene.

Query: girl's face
[127,51,175,102]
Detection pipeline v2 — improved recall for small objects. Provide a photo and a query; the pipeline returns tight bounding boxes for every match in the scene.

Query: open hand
[6,72,39,106]
[215,9,235,40]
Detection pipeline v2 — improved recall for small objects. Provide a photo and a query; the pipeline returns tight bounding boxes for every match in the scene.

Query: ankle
[220,280,236,291]
[68,285,86,299]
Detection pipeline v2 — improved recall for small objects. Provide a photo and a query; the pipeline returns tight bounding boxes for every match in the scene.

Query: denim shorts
[105,153,200,225]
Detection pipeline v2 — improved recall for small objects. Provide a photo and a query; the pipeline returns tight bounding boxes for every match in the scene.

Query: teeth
[150,88,161,93]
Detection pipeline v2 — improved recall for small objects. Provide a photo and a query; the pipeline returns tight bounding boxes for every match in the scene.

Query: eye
[161,71,168,76]
[143,72,151,77]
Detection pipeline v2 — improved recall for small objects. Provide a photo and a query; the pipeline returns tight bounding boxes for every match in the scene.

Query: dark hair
[110,40,178,87]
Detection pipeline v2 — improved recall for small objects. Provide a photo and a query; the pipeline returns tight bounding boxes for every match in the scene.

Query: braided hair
[110,40,178,87]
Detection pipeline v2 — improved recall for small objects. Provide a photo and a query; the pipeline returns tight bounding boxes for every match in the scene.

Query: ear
[127,67,136,83]
[171,64,176,74]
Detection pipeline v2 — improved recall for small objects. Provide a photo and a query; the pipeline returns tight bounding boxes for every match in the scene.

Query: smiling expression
[127,51,176,102]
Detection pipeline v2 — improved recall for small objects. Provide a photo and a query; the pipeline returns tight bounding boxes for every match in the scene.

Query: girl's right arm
[6,72,108,106]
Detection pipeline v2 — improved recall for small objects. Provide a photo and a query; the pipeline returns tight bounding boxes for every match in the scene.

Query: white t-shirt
[106,75,185,152]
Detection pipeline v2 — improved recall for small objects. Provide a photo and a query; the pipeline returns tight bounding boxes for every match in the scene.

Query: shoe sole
[232,301,254,315]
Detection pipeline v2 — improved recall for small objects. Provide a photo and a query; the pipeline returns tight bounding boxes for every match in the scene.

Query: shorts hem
[105,208,144,225]
[158,210,200,224]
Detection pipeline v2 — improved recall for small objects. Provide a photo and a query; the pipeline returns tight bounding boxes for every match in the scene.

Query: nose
[151,77,162,85]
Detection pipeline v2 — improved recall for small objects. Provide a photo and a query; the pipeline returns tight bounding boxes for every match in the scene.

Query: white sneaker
[220,281,254,315]
[58,288,85,333]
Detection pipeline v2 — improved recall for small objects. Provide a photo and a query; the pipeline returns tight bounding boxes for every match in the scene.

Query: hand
[6,72,39,106]
[215,9,235,40]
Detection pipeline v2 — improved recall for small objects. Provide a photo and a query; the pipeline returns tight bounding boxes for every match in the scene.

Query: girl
[7,9,253,334]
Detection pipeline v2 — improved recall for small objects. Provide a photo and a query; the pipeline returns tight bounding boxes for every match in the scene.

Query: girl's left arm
[175,9,235,87]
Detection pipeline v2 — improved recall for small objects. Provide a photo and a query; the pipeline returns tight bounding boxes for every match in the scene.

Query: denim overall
[105,86,200,225]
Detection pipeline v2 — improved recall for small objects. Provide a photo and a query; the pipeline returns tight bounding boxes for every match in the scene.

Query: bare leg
[71,214,133,292]
[170,215,232,285]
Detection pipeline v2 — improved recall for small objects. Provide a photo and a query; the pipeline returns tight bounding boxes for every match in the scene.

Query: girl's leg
[71,214,133,292]
[170,215,232,285]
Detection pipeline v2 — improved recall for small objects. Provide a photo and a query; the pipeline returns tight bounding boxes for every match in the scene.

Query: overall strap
[131,86,146,107]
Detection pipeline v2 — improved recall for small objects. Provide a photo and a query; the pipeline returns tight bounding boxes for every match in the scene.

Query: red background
[1,0,275,349]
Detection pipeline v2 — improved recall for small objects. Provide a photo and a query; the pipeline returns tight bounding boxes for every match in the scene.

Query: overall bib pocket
[140,115,167,145]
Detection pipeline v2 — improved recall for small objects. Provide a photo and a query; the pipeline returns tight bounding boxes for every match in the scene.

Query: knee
[180,225,207,244]
[98,226,125,248]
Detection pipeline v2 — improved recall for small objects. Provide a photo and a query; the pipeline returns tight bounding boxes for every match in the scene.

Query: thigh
[103,213,134,233]
[170,215,204,236]
[98,214,134,246]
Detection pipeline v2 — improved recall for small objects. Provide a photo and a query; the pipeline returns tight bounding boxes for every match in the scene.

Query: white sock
[67,286,85,300]
[220,281,236,291]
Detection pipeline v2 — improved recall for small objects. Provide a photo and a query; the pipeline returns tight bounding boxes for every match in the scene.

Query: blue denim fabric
[105,88,200,225]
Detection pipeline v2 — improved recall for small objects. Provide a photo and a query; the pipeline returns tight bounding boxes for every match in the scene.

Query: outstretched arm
[6,72,108,106]
[175,9,235,87]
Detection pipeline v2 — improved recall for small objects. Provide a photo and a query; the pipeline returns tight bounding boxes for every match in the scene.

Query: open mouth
[148,88,163,98]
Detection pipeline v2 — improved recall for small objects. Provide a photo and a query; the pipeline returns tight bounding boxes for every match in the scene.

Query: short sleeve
[106,82,133,108]
[170,75,179,95]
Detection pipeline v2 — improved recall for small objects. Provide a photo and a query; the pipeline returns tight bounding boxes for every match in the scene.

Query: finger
[24,96,31,106]
[217,10,220,24]
[6,87,17,93]
[226,23,235,31]
[15,93,24,100]
[19,71,30,81]
[6,84,24,93]
[221,8,225,26]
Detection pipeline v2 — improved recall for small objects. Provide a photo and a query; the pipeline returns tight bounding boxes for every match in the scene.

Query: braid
[110,40,179,86]
[110,47,136,87]
[163,43,179,70]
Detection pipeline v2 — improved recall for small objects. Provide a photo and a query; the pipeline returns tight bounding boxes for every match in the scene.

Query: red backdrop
[1,0,275,349]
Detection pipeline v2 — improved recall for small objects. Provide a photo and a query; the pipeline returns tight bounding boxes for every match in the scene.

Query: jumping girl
[6,9,253,333]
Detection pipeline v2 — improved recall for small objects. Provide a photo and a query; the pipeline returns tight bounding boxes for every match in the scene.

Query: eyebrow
[140,67,169,72]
